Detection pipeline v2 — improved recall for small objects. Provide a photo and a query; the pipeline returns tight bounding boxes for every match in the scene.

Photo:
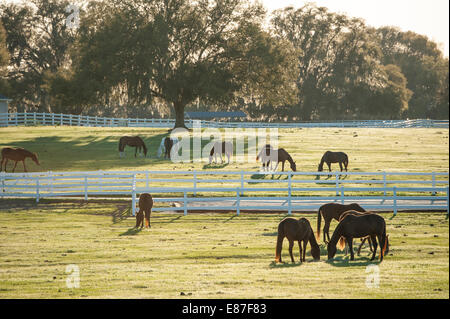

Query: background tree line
[0,0,448,127]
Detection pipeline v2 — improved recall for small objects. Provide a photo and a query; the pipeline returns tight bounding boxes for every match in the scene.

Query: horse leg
[323,220,331,244]
[302,239,307,262]
[281,161,285,172]
[288,240,295,263]
[339,162,343,172]
[12,161,18,172]
[357,237,367,256]
[347,237,354,260]
[298,241,302,263]
[3,159,8,172]
[23,160,27,172]
[144,209,151,228]
[370,235,378,261]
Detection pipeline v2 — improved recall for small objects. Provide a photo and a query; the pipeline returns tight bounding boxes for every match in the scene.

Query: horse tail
[338,236,346,250]
[316,208,322,241]
[381,225,388,260]
[275,222,285,262]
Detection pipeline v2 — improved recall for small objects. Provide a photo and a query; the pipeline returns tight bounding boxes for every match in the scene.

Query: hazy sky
[260,0,449,57]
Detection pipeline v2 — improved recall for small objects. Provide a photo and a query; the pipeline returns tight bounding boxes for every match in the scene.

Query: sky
[259,0,449,57]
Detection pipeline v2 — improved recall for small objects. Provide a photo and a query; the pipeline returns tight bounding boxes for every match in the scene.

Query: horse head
[291,161,297,172]
[317,163,323,172]
[32,153,40,166]
[327,242,337,260]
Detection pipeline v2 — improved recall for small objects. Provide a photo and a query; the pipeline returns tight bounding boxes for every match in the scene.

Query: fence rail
[1,112,448,128]
[1,170,448,217]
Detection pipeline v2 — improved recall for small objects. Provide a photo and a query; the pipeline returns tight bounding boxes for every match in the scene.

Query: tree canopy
[0,1,448,121]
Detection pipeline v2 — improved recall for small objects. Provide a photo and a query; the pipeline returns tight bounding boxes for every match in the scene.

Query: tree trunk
[173,100,189,129]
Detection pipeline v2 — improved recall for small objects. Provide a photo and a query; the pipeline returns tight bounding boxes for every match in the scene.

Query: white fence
[1,170,448,217]
[1,112,448,128]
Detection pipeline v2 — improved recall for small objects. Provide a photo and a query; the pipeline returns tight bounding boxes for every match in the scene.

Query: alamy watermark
[365,264,380,288]
[65,264,80,288]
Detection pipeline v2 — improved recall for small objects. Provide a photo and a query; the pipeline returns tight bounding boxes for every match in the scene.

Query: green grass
[0,126,448,173]
[0,126,448,197]
[0,199,447,299]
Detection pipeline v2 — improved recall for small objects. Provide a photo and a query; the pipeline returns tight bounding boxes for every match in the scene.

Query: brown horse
[316,203,366,244]
[318,151,348,172]
[135,193,154,228]
[1,147,40,172]
[275,217,320,263]
[118,136,147,158]
[327,213,388,262]
[164,137,173,159]
[338,210,389,256]
[257,144,297,172]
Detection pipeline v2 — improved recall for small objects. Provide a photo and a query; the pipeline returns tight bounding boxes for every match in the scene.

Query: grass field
[0,126,448,173]
[0,199,448,299]
[0,125,448,299]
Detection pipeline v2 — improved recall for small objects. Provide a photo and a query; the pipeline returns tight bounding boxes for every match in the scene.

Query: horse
[118,136,147,158]
[257,145,296,172]
[327,213,388,262]
[275,217,320,263]
[209,141,233,164]
[318,151,348,172]
[1,147,40,172]
[164,137,174,159]
[135,193,154,229]
[157,137,179,159]
[316,202,366,244]
[337,210,389,256]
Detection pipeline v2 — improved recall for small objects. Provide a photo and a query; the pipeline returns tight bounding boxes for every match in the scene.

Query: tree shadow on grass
[202,163,229,169]
[111,205,131,224]
[269,261,304,268]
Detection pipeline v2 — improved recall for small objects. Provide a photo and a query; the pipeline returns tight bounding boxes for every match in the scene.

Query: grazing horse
[164,137,174,159]
[327,213,388,262]
[318,151,348,172]
[209,141,233,164]
[135,193,154,229]
[317,203,366,244]
[257,145,297,172]
[275,217,320,263]
[337,210,389,256]
[118,136,147,158]
[1,147,40,172]
[157,137,179,159]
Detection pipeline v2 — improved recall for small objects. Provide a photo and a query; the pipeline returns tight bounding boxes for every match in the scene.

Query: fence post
[393,186,397,217]
[0,172,4,198]
[288,172,292,215]
[236,188,240,216]
[60,113,63,126]
[193,171,197,196]
[131,174,136,216]
[340,185,345,204]
[145,171,149,188]
[240,170,244,196]
[432,172,436,196]
[446,187,449,219]
[335,173,340,196]
[36,178,40,202]
[33,112,36,125]
[84,176,88,201]
[51,113,55,126]
[183,191,188,216]
[383,172,387,197]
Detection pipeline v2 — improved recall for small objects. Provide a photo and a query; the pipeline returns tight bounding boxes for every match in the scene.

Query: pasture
[0,125,448,299]
[0,199,448,299]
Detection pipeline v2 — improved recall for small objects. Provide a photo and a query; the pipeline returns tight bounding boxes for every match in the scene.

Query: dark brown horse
[135,193,154,228]
[164,137,174,159]
[317,203,366,244]
[257,144,296,172]
[318,151,348,172]
[118,136,147,158]
[327,213,388,262]
[338,210,389,256]
[1,147,40,172]
[275,217,320,263]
